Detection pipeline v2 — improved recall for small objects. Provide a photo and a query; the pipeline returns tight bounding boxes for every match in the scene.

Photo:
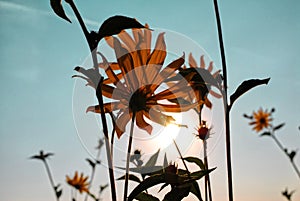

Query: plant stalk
[124,112,136,201]
[212,0,233,200]
[66,1,117,200]
[43,160,59,201]
[173,139,190,175]
[203,141,213,201]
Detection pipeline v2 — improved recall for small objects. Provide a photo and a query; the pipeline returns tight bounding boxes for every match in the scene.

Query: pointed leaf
[190,181,203,201]
[145,149,160,167]
[273,123,285,131]
[183,157,205,170]
[135,192,160,201]
[98,15,146,40]
[50,0,71,23]
[56,190,62,199]
[259,132,271,137]
[158,183,169,193]
[117,174,142,183]
[230,78,270,106]
[128,174,165,201]
[163,186,190,201]
[163,153,168,168]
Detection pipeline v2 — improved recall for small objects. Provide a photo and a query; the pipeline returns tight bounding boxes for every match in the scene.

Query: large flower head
[249,108,273,132]
[74,26,197,138]
[66,171,89,194]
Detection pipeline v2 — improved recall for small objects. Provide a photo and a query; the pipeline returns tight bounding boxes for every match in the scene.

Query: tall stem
[66,1,117,200]
[203,141,213,201]
[212,0,233,200]
[43,160,59,201]
[173,139,190,175]
[124,112,136,201]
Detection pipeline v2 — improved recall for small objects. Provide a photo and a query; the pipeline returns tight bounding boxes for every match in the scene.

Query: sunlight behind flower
[156,124,180,148]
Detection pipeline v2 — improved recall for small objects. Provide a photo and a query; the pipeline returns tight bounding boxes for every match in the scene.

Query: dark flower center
[259,117,266,125]
[129,89,147,113]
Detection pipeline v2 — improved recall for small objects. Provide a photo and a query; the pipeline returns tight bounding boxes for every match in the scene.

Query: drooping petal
[118,30,136,52]
[136,111,152,134]
[115,110,132,138]
[209,90,222,99]
[147,33,166,67]
[145,109,175,126]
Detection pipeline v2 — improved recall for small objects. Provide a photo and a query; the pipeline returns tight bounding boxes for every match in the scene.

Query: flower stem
[124,112,136,201]
[173,139,190,175]
[271,134,300,179]
[212,0,233,200]
[203,141,213,201]
[66,1,117,200]
[43,160,59,201]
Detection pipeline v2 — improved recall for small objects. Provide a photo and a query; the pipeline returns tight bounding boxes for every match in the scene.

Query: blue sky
[0,0,299,201]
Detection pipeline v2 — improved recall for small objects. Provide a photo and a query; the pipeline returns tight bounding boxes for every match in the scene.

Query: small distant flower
[249,108,273,132]
[66,171,89,193]
[95,138,104,150]
[30,150,54,161]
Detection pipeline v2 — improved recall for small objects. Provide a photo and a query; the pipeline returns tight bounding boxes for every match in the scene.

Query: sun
[155,124,180,148]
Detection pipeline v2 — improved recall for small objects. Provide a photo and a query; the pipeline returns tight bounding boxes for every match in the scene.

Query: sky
[0,0,300,201]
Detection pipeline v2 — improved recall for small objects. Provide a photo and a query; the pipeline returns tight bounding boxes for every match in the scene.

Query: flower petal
[136,111,152,134]
[188,53,197,68]
[115,110,132,138]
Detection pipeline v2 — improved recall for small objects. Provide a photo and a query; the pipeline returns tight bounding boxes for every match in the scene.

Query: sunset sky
[0,0,299,201]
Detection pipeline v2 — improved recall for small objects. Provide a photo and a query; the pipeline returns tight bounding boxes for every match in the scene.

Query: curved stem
[212,0,233,200]
[43,160,59,201]
[66,1,117,200]
[124,112,136,201]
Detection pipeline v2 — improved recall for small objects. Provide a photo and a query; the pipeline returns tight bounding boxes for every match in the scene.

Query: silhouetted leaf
[56,189,62,199]
[183,157,205,170]
[30,150,54,161]
[100,184,108,193]
[145,149,160,167]
[98,15,146,40]
[190,181,203,201]
[273,123,285,131]
[50,0,71,23]
[230,78,270,106]
[117,174,142,183]
[189,168,216,180]
[116,166,163,175]
[282,188,295,201]
[163,153,168,168]
[260,132,271,137]
[243,113,253,119]
[288,150,297,162]
[128,174,165,201]
[158,183,169,193]
[135,192,160,201]
[163,186,190,201]
[86,158,96,168]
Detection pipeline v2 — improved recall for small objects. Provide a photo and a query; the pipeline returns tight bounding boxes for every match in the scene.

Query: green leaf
[145,149,160,167]
[190,181,203,201]
[117,174,142,183]
[50,0,71,23]
[98,15,146,40]
[135,192,160,201]
[259,132,271,137]
[128,174,165,201]
[230,78,270,107]
[183,157,205,170]
[273,123,285,131]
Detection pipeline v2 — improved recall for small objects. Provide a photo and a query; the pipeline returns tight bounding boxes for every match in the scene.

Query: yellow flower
[75,27,198,138]
[66,171,89,194]
[249,108,273,132]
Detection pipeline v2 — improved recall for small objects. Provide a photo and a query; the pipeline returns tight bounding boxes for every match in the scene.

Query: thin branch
[173,139,190,175]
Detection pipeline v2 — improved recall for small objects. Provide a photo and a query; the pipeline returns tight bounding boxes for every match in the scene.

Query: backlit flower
[249,108,273,132]
[167,53,222,112]
[66,171,89,193]
[74,27,197,138]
